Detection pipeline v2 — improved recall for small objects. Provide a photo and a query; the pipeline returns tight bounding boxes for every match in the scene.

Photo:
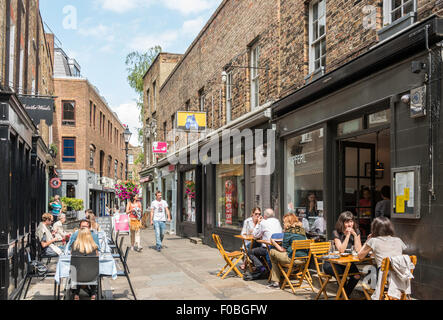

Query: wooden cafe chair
[277,239,314,294]
[362,255,417,300]
[310,241,333,300]
[212,234,244,279]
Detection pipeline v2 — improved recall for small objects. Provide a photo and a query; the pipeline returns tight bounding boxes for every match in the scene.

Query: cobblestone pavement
[24,227,366,300]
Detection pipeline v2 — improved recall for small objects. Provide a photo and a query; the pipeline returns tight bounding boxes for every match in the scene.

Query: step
[189,237,203,245]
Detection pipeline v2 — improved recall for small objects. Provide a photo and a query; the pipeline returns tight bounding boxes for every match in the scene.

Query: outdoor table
[53,253,118,299]
[318,254,374,300]
[234,235,255,272]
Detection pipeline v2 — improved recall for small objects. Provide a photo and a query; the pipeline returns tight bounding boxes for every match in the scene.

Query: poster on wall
[392,166,421,219]
[225,180,234,225]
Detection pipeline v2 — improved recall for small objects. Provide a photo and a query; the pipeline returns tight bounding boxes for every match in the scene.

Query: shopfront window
[182,170,196,223]
[216,161,245,230]
[286,128,326,235]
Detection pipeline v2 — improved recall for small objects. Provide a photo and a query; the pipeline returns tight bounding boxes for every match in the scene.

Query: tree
[125,46,162,163]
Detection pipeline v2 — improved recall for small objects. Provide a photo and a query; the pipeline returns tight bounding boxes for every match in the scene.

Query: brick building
[140,0,443,299]
[52,47,126,217]
[0,0,56,300]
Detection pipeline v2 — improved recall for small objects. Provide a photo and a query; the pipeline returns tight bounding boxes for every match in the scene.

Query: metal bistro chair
[20,246,54,300]
[66,256,101,300]
[102,246,136,300]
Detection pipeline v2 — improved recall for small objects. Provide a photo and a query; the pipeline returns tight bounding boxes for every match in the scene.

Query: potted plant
[61,197,84,220]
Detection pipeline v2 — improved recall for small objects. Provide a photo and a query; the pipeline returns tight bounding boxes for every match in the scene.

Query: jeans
[154,221,166,249]
[248,246,268,270]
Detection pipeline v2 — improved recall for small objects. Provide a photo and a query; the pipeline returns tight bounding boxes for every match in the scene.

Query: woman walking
[127,195,143,252]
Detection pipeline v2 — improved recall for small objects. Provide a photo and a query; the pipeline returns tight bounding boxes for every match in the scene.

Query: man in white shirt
[248,208,282,277]
[150,191,171,252]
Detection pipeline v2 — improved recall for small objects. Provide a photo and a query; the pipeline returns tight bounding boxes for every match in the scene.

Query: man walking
[150,191,171,252]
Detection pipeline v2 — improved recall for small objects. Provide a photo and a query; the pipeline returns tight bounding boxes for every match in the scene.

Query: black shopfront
[273,16,443,299]
[0,92,49,300]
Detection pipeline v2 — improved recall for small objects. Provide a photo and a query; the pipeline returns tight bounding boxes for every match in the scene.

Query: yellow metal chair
[277,239,314,294]
[212,234,244,279]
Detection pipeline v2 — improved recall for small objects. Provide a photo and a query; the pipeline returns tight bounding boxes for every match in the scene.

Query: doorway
[338,128,391,240]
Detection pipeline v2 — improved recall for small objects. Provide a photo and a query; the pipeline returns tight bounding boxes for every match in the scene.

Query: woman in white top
[358,216,407,268]
[52,213,71,241]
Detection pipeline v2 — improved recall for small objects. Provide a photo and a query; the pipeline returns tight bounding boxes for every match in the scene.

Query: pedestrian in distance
[49,195,63,219]
[150,191,171,252]
[127,195,143,252]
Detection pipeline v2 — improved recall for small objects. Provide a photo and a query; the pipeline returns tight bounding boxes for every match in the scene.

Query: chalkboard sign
[96,216,113,240]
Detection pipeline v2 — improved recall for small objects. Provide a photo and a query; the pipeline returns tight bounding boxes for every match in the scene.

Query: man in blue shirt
[66,220,101,252]
[49,195,63,219]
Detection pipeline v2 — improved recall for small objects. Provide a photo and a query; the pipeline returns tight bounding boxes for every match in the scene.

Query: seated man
[36,213,64,256]
[66,220,101,252]
[248,208,283,277]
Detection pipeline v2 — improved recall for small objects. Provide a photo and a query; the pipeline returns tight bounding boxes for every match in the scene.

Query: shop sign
[176,111,207,131]
[18,96,54,126]
[153,142,168,154]
[225,180,234,225]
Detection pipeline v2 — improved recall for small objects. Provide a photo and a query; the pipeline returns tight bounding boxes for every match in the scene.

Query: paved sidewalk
[24,227,366,300]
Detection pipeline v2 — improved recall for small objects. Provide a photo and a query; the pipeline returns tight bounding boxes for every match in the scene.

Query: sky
[40,0,223,146]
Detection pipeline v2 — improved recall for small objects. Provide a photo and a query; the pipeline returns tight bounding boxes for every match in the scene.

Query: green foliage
[134,151,145,166]
[61,197,84,212]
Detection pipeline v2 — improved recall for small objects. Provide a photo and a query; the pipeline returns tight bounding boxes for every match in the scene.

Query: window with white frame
[309,0,326,74]
[226,71,232,123]
[383,0,416,26]
[250,45,260,110]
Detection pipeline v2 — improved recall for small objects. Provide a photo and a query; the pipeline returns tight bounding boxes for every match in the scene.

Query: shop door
[339,141,375,239]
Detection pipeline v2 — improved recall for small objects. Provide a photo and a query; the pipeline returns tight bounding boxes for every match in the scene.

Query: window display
[182,170,196,223]
[286,128,326,235]
[216,162,245,230]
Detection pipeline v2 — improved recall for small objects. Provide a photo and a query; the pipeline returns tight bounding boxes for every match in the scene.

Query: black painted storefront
[273,16,443,299]
[0,92,49,300]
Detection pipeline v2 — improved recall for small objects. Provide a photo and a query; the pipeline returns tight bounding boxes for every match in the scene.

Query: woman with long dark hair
[323,211,362,298]
[126,195,143,252]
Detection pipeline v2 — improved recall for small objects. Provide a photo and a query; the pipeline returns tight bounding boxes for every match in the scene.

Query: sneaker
[156,247,161,252]
[266,282,280,290]
[137,247,143,252]
[130,246,135,251]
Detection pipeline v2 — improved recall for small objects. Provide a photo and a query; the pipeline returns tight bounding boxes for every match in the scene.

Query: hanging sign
[50,178,62,189]
[225,180,234,225]
[153,142,168,154]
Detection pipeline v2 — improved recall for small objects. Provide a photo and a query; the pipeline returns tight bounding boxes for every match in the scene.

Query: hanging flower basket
[115,180,140,201]
[184,180,196,199]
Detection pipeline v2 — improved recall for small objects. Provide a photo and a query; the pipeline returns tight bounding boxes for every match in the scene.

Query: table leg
[331,262,351,300]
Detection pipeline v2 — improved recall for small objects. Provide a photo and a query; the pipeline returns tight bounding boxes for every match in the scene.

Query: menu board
[392,166,421,219]
[96,216,113,239]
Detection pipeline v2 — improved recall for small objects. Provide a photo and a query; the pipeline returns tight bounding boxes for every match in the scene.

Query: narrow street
[25,227,322,300]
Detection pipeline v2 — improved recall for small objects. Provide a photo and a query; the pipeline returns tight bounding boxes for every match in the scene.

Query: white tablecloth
[54,253,118,284]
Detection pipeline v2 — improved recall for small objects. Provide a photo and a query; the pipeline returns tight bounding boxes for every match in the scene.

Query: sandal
[90,295,96,300]
[74,295,80,300]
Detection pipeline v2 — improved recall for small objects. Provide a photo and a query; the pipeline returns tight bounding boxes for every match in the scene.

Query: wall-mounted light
[401,94,411,104]
[221,71,228,84]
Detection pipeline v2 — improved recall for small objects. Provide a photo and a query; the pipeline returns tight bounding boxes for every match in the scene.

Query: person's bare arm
[271,238,286,252]
[150,208,154,225]
[166,207,171,221]
[358,243,372,260]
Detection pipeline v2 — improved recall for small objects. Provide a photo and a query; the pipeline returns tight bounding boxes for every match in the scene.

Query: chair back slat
[292,239,312,250]
[310,242,331,255]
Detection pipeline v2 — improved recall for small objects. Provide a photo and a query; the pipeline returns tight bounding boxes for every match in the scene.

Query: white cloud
[111,101,142,146]
[163,0,221,15]
[95,0,153,14]
[128,30,179,52]
[78,23,115,42]
[182,16,206,36]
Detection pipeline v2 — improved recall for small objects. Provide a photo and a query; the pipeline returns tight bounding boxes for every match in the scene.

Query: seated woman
[358,216,407,299]
[240,207,262,270]
[323,211,362,298]
[88,213,101,233]
[267,213,307,289]
[53,214,71,243]
[71,228,99,301]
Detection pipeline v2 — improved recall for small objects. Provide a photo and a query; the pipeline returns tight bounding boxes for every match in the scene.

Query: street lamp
[123,126,132,181]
